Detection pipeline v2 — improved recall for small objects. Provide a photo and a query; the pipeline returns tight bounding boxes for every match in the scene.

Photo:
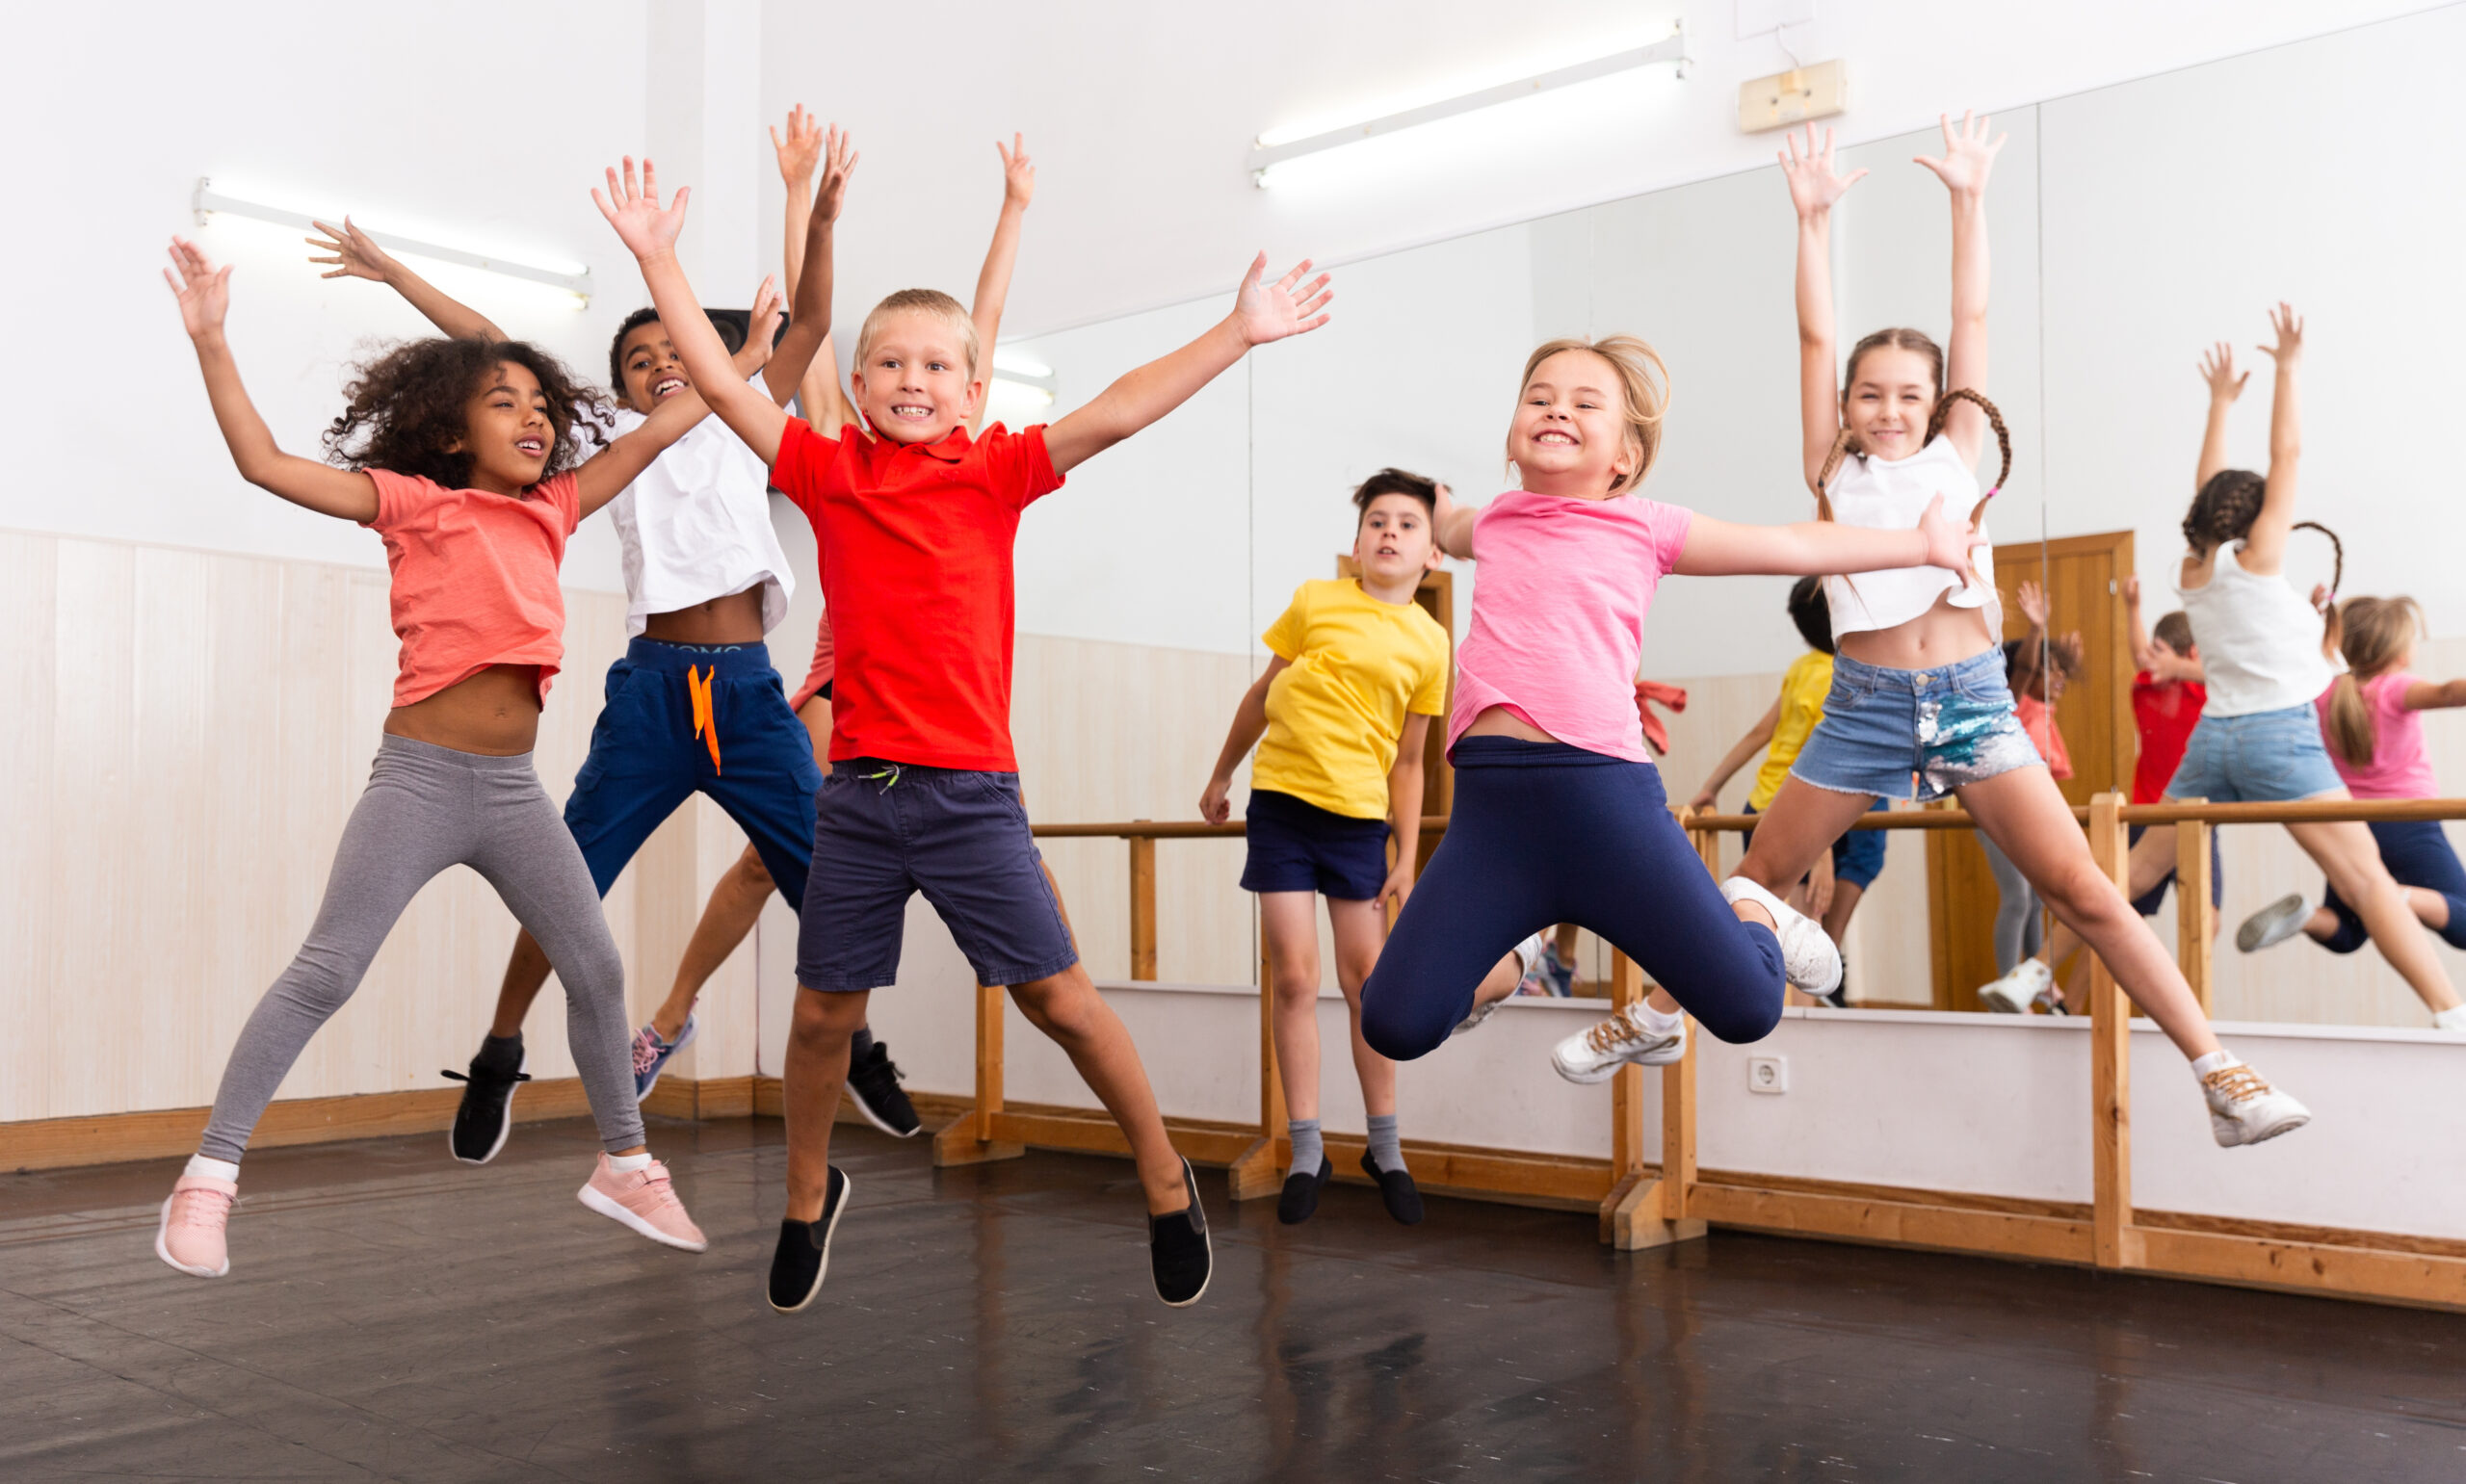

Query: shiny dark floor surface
[5,1119,2462,1483]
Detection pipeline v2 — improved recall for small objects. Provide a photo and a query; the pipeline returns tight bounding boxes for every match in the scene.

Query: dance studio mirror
[1009,5,2466,1031]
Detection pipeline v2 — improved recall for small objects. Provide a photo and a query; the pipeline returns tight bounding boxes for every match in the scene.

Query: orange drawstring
[688,665,721,774]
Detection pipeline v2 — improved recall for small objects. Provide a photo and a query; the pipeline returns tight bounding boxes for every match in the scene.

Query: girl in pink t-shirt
[1356,332,1980,1070]
[2238,597,2466,1005]
[154,238,718,1281]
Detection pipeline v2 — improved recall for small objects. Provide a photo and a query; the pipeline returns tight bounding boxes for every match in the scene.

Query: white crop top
[2174,542,2341,717]
[1820,434,2001,641]
[606,404,796,638]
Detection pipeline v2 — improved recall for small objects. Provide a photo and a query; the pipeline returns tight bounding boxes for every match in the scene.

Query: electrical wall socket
[1747,1054,1790,1094]
[1738,58,1846,134]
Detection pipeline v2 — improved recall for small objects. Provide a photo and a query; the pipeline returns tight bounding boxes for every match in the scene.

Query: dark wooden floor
[5,1118,2462,1483]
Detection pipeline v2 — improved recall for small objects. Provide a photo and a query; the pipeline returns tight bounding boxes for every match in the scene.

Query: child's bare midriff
[383,664,545,755]
[1837,589,1997,671]
[643,586,767,646]
[1461,705,1560,743]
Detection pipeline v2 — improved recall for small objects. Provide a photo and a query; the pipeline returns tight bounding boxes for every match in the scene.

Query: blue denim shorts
[1241,788,1391,900]
[796,759,1079,992]
[2164,704,2345,804]
[1791,648,2042,803]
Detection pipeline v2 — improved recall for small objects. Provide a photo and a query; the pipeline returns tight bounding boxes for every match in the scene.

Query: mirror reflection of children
[2236,596,2466,1031]
[1200,472,1536,1226]
[1686,577,1887,1004]
[1977,579,2081,993]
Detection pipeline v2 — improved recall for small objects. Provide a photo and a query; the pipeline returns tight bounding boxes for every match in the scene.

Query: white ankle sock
[608,1152,653,1174]
[183,1155,239,1184]
[1639,1002,1684,1035]
[2190,1050,2239,1080]
[2433,1005,2466,1031]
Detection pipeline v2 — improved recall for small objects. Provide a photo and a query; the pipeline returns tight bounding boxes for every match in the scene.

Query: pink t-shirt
[1449,489,1694,762]
[362,468,581,708]
[2316,672,2437,799]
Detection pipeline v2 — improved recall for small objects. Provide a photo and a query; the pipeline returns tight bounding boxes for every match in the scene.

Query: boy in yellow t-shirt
[1201,470,1536,1228]
[1687,579,1887,1002]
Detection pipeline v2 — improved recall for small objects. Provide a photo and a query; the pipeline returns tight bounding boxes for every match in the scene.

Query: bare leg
[1958,768,2218,1059]
[2035,825,2178,974]
[1820,879,1867,946]
[650,843,774,1040]
[488,932,555,1039]
[1259,892,1324,1125]
[784,986,869,1220]
[1325,898,1396,1118]
[2413,887,2451,931]
[1010,964,1188,1214]
[1737,777,1884,895]
[2286,815,2463,1013]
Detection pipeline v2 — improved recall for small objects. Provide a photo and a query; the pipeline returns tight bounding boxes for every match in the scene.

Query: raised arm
[306,217,507,343]
[1779,125,1865,493]
[1687,698,1784,813]
[166,239,376,522]
[575,277,782,518]
[770,108,860,422]
[1043,253,1329,477]
[966,135,1036,436]
[1915,111,2006,468]
[1198,656,1289,823]
[1673,494,1978,579]
[1430,482,1477,560]
[2192,341,2249,494]
[2238,303,2304,572]
[2124,577,2162,674]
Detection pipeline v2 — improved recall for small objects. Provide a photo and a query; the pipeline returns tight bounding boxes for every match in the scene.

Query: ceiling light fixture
[192,178,594,301]
[1250,22,1691,188]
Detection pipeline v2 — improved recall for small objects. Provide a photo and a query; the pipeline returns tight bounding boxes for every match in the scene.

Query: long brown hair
[1811,329,2011,588]
[2323,595,2423,766]
[2181,468,2346,651]
[1508,335,1670,492]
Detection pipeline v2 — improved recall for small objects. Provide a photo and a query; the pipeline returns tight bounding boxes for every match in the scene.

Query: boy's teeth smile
[892,404,932,419]
[652,377,686,398]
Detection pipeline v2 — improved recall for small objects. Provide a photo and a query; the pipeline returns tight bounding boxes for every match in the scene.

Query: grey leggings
[1980,833,2044,974]
[200,735,643,1162]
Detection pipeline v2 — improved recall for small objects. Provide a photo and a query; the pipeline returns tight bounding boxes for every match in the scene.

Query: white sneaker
[1550,1004,1685,1084]
[1459,932,1550,1036]
[2237,893,2315,953]
[1722,875,1842,996]
[2201,1061,2311,1148]
[2432,1005,2466,1032]
[1978,958,2053,1014]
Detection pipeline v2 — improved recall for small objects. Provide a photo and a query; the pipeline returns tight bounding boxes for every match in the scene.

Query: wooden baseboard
[1,1079,593,1173]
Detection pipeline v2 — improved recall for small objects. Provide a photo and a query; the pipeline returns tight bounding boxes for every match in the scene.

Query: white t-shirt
[1821,434,2002,642]
[604,403,795,638]
[2175,542,2342,717]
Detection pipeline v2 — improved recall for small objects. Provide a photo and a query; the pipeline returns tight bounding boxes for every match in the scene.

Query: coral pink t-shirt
[788,609,835,713]
[362,468,581,708]
[2013,693,2072,780]
[2316,672,2438,799]
[1449,489,1694,762]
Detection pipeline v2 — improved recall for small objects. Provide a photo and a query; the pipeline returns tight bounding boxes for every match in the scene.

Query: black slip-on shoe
[1276,1155,1332,1225]
[769,1166,851,1314]
[846,1039,922,1137]
[442,1045,529,1165]
[1361,1152,1426,1226]
[1149,1157,1211,1307]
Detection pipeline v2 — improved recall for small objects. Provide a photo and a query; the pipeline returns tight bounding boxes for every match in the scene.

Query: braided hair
[2182,468,2344,648]
[1812,328,2012,585]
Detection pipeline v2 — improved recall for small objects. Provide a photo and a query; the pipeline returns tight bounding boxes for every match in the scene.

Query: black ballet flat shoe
[1361,1152,1425,1226]
[1149,1158,1212,1307]
[1277,1156,1332,1225]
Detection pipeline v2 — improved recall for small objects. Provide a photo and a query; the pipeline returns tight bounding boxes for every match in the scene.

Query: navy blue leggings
[2320,820,2466,954]
[1360,738,1786,1061]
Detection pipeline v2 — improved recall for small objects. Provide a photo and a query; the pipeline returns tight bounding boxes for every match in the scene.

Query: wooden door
[1925,530,2137,1009]
[1334,560,1455,863]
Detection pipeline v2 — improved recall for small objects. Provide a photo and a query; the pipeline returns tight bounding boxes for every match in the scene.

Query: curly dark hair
[324,337,607,489]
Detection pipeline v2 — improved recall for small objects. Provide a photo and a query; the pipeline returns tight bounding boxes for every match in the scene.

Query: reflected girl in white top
[1732,117,2308,1149]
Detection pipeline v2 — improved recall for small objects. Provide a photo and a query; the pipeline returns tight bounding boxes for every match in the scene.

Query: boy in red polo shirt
[596,155,1331,1313]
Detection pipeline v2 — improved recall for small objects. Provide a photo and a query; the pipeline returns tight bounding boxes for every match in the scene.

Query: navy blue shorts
[562,638,823,904]
[1743,798,1890,893]
[796,759,1078,992]
[2125,822,2225,917]
[1240,789,1391,900]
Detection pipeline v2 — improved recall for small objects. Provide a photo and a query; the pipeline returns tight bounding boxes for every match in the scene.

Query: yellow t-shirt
[1748,650,1834,811]
[1252,579,1452,820]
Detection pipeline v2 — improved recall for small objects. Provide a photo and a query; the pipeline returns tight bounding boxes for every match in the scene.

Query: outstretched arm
[2402,678,2466,712]
[967,135,1036,436]
[307,217,507,342]
[1198,657,1289,823]
[1780,125,1865,493]
[2192,341,2248,494]
[1688,698,1783,813]
[2238,302,2303,572]
[166,239,376,522]
[1043,253,1330,476]
[1673,494,1978,579]
[1915,111,2006,467]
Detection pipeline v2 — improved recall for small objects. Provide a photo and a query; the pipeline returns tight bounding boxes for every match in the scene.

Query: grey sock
[851,1025,877,1061]
[1287,1119,1324,1180]
[1366,1113,1404,1175]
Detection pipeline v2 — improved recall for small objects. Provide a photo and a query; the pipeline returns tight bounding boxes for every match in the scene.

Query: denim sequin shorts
[1790,648,2043,802]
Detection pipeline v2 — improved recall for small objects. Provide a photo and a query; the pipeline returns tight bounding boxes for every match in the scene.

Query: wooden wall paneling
[0,534,59,1122]
[51,540,141,1119]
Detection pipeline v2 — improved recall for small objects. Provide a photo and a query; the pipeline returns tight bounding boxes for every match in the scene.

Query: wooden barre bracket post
[932,980,1026,1166]
[1227,900,1285,1201]
[2086,791,2139,1268]
[1604,812,1712,1251]
[2176,802,2216,1016]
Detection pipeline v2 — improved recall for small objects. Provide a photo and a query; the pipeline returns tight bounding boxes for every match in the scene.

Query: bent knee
[1357,975,1440,1062]
[1694,989,1783,1046]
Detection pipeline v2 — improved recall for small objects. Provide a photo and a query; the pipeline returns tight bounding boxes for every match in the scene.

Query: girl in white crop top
[1735,119,2309,1149]
[2017,306,2459,1028]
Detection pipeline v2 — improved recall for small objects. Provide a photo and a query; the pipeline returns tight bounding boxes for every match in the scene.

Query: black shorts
[1240,788,1390,901]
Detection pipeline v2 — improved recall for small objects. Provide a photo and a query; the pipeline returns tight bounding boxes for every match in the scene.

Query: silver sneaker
[2237,893,2315,953]
[1722,875,1842,996]
[1550,1004,1684,1084]
[2202,1061,2311,1147]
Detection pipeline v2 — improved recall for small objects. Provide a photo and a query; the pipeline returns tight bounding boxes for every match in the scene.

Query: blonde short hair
[853,288,981,378]
[1510,336,1670,491]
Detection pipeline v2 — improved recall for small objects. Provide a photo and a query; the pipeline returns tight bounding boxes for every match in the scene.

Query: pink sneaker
[577,1154,708,1252]
[155,1175,237,1278]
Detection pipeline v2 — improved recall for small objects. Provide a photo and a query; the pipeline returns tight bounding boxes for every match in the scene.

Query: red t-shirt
[362,468,580,707]
[2130,672,2207,804]
[771,418,1062,769]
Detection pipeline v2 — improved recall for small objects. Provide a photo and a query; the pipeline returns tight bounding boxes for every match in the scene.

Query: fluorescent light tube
[193,178,593,301]
[1250,23,1690,187]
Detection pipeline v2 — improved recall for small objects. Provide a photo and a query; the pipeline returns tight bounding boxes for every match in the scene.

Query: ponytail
[2324,674,2374,767]
[2293,519,2344,652]
[2323,592,2420,767]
